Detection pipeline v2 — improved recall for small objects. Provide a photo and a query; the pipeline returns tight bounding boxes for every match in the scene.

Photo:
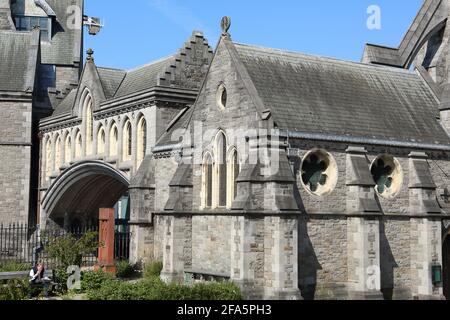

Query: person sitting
[29,262,52,298]
[29,262,45,284]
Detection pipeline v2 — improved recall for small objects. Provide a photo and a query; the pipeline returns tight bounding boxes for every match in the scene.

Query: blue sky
[84,0,423,70]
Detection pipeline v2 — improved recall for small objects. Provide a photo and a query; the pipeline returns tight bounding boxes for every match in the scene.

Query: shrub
[115,261,134,279]
[86,279,134,300]
[0,279,30,301]
[42,231,100,292]
[0,262,31,272]
[86,277,243,301]
[80,270,114,292]
[143,261,163,279]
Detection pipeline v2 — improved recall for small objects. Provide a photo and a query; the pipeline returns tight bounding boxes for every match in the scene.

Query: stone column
[129,183,155,266]
[230,133,301,300]
[408,152,444,299]
[347,217,382,299]
[230,216,263,299]
[264,216,300,300]
[410,218,444,299]
[345,147,383,299]
[160,215,191,283]
[129,156,156,266]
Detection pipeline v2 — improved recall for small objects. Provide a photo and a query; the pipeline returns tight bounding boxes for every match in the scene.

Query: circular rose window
[370,155,403,199]
[301,150,338,196]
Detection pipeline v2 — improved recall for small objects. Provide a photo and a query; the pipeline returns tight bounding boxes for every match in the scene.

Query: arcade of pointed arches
[201,130,241,210]
[43,89,149,182]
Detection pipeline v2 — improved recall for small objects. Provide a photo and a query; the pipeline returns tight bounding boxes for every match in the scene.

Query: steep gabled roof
[113,56,175,98]
[96,67,126,99]
[52,88,76,116]
[234,42,450,147]
[156,36,450,151]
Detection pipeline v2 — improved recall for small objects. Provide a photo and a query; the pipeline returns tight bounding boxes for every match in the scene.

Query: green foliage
[43,231,100,269]
[86,277,243,301]
[0,262,30,272]
[80,270,114,292]
[42,231,100,292]
[115,261,134,279]
[0,279,30,301]
[143,261,163,279]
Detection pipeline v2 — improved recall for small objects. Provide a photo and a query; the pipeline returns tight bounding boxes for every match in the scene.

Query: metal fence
[0,223,131,268]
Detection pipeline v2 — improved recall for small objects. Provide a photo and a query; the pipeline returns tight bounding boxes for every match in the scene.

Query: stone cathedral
[0,0,450,300]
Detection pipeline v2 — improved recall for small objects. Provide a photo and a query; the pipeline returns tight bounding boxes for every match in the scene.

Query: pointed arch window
[75,131,82,158]
[137,117,147,166]
[203,153,213,208]
[54,135,61,170]
[123,120,132,161]
[97,127,106,155]
[228,149,240,206]
[83,93,93,156]
[110,124,118,157]
[45,138,52,180]
[216,132,227,207]
[65,134,72,164]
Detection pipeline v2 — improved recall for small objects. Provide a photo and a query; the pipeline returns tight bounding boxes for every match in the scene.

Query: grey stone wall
[298,216,348,299]
[155,156,179,211]
[191,215,231,275]
[0,101,32,143]
[0,101,32,224]
[380,217,412,299]
[0,145,31,224]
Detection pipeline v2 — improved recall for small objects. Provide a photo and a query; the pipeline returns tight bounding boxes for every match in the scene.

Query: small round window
[301,150,338,196]
[370,155,403,199]
[216,84,227,110]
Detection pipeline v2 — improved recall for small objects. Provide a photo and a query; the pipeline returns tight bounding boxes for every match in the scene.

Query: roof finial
[86,48,94,62]
[221,16,231,37]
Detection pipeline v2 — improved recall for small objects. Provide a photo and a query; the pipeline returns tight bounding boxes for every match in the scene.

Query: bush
[86,277,243,301]
[115,261,134,279]
[143,261,163,279]
[86,279,134,300]
[42,231,100,292]
[0,262,31,272]
[80,270,114,293]
[0,279,30,301]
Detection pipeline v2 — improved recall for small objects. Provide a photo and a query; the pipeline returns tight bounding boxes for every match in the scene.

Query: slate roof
[0,31,34,91]
[234,42,450,147]
[51,56,175,115]
[155,106,193,148]
[97,67,126,99]
[52,89,76,116]
[156,39,450,150]
[114,56,175,98]
[41,0,80,65]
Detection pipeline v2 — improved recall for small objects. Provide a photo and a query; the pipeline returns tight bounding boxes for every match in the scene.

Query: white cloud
[149,0,216,43]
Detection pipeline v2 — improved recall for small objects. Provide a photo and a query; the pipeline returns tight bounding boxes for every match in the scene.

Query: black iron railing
[0,223,131,268]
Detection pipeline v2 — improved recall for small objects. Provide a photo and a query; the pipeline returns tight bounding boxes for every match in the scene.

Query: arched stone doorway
[444,231,450,300]
[40,161,130,229]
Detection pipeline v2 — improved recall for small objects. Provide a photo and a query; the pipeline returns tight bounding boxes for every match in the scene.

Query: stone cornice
[0,91,33,102]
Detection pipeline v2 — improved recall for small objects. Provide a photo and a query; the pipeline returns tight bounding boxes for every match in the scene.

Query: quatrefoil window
[301,150,338,196]
[302,154,328,192]
[371,158,393,194]
[370,155,403,199]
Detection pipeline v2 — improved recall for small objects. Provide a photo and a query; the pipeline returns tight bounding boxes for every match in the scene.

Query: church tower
[0,0,85,225]
[363,0,450,132]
